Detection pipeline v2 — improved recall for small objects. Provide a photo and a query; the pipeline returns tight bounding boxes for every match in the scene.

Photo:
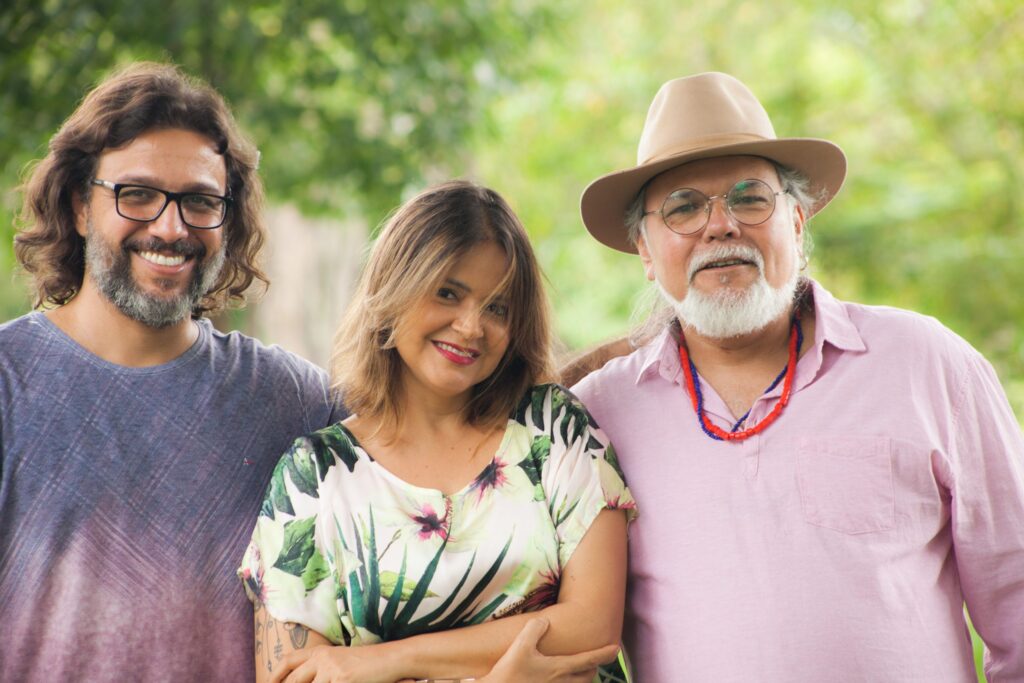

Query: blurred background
[4,1,1023,392]
[2,1,1021,677]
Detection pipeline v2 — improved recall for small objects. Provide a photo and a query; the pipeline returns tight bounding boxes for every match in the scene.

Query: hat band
[639,132,773,166]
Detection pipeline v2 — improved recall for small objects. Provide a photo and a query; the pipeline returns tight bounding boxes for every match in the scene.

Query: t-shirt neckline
[335,420,516,499]
[31,311,210,374]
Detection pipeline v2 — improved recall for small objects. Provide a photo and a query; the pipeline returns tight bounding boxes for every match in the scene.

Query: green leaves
[285,447,323,498]
[602,442,623,472]
[378,571,438,601]
[557,395,590,447]
[530,387,547,427]
[333,505,517,643]
[273,516,332,593]
[0,0,550,220]
[301,547,332,592]
[261,460,295,520]
[274,516,317,574]
[262,434,341,517]
[308,426,359,474]
[518,434,549,496]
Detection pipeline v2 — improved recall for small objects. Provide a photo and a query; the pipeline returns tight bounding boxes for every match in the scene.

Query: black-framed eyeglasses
[90,179,231,229]
[643,178,788,236]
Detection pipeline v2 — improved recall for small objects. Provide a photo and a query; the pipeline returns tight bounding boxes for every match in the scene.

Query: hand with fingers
[269,643,401,683]
[478,618,621,683]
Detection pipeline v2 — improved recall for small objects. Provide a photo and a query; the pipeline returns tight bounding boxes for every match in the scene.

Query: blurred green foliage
[2,0,1022,426]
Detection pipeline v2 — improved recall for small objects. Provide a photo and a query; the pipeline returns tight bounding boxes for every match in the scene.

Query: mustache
[123,236,206,259]
[687,244,764,281]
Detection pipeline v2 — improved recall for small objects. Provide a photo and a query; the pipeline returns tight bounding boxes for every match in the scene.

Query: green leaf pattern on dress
[240,384,636,683]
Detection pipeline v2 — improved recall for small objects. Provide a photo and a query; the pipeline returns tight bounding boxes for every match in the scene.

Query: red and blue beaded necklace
[678,316,803,441]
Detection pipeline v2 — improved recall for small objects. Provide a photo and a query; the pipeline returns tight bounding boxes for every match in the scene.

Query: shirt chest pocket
[796,435,895,535]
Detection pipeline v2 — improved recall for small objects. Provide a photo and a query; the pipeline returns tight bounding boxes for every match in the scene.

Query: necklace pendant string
[679,316,804,442]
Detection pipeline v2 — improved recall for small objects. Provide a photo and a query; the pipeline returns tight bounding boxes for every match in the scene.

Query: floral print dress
[239,384,636,682]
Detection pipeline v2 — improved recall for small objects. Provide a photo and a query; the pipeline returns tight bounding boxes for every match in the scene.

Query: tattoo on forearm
[254,601,264,659]
[257,601,313,677]
[271,616,284,663]
[258,614,271,672]
[286,622,310,649]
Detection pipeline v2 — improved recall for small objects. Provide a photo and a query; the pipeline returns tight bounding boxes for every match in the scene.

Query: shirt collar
[631,278,865,387]
[635,327,684,386]
[807,279,866,353]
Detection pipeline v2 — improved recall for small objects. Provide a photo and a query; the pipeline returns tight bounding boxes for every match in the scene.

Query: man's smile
[136,250,187,267]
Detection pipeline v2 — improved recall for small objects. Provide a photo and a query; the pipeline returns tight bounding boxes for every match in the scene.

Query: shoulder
[0,312,70,380]
[513,383,581,418]
[203,321,331,389]
[837,298,984,363]
[512,383,602,437]
[199,322,344,426]
[572,337,662,408]
[823,294,998,411]
[0,312,52,347]
[263,423,363,513]
[588,345,650,383]
[207,322,323,371]
[296,422,362,475]
[518,382,578,404]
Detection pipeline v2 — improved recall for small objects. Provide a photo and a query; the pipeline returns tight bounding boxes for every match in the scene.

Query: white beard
[657,244,798,339]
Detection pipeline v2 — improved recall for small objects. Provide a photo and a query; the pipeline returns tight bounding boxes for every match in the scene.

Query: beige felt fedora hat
[580,72,847,253]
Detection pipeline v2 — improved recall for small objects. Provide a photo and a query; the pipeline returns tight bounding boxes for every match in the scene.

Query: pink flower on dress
[241,543,268,602]
[494,567,561,619]
[411,503,449,541]
[606,495,637,511]
[470,457,509,503]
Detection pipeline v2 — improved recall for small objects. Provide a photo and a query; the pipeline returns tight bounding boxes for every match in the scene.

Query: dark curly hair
[14,61,267,314]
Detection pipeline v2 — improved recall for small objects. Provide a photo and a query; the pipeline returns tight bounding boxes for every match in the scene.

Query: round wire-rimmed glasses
[91,179,231,229]
[643,178,788,236]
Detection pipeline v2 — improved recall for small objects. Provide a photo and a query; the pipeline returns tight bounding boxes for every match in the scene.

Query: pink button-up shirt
[574,281,1024,682]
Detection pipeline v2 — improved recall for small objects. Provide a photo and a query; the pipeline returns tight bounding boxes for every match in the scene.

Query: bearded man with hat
[568,72,1024,681]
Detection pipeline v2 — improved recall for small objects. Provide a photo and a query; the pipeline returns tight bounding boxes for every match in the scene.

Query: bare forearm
[255,601,309,683]
[391,510,627,679]
[390,601,621,679]
[253,601,342,683]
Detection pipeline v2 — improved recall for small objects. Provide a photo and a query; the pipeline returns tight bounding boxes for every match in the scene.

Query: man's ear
[72,191,89,238]
[636,232,656,282]
[792,202,806,244]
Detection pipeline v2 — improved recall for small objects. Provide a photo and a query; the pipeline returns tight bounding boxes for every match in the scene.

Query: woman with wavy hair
[240,181,635,682]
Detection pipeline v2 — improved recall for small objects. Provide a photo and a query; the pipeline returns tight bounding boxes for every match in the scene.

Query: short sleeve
[237,436,346,643]
[527,385,636,568]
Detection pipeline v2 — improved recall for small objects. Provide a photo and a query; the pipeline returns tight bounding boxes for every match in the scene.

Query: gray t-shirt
[0,312,344,682]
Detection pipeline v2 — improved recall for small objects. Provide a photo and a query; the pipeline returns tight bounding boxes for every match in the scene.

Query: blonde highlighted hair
[330,180,555,430]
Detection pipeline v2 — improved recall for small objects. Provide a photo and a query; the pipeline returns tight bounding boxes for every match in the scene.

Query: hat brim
[580,138,847,254]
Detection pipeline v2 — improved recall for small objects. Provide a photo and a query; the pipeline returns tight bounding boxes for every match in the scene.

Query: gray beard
[658,244,798,339]
[85,219,225,329]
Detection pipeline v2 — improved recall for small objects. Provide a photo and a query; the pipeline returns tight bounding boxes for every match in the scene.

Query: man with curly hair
[0,63,342,682]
